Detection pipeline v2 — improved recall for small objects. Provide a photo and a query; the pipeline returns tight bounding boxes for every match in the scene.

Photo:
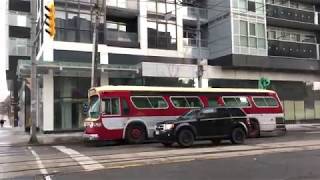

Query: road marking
[53,146,104,171]
[28,147,51,180]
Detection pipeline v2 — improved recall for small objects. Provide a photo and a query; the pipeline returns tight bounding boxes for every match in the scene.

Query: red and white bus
[83,86,286,143]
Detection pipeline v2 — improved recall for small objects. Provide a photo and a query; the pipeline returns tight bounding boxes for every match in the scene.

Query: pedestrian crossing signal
[258,77,271,89]
[45,1,56,39]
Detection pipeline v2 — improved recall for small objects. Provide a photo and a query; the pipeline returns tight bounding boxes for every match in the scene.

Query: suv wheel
[230,127,245,144]
[177,129,194,148]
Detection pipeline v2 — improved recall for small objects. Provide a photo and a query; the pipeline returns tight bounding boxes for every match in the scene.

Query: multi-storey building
[9,0,320,133]
[5,0,31,129]
[209,0,320,123]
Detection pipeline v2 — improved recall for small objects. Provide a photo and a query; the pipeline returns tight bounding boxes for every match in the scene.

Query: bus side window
[122,99,130,115]
[102,98,120,115]
[208,97,220,107]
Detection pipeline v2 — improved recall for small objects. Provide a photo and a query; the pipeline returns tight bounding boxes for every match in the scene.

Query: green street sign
[258,77,270,89]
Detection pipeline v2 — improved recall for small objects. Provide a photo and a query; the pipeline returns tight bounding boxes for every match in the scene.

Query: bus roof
[90,86,275,95]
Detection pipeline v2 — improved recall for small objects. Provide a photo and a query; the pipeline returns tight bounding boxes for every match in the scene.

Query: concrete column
[139,0,148,50]
[100,72,109,85]
[194,78,209,88]
[42,70,54,131]
[176,3,184,54]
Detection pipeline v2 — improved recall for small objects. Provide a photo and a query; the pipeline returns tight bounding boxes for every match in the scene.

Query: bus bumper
[83,133,99,141]
[261,125,287,136]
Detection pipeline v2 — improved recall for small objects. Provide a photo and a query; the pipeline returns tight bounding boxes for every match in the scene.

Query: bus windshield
[89,95,100,118]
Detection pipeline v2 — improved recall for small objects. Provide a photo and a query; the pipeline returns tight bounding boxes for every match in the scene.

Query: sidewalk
[286,123,320,131]
[0,127,83,146]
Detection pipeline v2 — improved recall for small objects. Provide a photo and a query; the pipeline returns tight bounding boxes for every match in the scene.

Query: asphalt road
[50,149,320,180]
[1,129,320,180]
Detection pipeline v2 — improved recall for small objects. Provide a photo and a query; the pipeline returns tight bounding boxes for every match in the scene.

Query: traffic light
[45,1,56,39]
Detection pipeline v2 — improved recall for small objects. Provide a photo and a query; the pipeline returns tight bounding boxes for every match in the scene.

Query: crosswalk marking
[53,146,104,171]
[28,146,52,180]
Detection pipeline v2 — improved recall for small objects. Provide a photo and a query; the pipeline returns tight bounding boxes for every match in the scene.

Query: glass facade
[147,0,177,50]
[54,77,90,130]
[54,1,104,43]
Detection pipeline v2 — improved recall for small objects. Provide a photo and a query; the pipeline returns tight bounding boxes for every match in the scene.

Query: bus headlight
[163,124,174,130]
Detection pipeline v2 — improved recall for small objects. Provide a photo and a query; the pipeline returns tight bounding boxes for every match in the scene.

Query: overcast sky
[0,0,9,102]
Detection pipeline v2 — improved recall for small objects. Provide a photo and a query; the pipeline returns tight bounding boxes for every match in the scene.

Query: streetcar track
[2,143,320,174]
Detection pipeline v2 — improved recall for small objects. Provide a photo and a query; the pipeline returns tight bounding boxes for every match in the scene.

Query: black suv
[154,107,250,147]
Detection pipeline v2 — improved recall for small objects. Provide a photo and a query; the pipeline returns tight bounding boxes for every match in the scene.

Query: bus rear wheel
[126,124,147,144]
[249,120,260,138]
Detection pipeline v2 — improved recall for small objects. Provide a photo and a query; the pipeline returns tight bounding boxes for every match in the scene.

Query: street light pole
[91,1,100,88]
[29,0,38,144]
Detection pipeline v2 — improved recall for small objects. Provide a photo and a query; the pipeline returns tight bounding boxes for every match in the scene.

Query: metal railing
[106,30,138,42]
[106,0,138,10]
[183,38,208,48]
[9,38,31,56]
[184,6,208,20]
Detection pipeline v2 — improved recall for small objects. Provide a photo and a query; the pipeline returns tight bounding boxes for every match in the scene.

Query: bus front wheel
[125,124,147,144]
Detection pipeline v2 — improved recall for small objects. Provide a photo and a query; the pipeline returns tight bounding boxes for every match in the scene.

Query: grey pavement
[0,123,319,147]
[0,129,320,180]
[50,149,320,180]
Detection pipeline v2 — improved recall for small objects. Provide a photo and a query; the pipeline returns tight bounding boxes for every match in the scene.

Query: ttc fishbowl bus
[83,86,286,143]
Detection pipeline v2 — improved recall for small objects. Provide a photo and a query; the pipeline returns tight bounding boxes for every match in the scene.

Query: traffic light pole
[197,8,203,88]
[29,0,38,144]
[91,2,100,88]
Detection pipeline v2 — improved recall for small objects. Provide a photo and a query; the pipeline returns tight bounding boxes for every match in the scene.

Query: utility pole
[91,1,100,88]
[196,7,203,88]
[29,0,38,144]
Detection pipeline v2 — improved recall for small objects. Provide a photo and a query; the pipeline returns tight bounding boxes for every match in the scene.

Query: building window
[54,2,104,43]
[9,26,31,39]
[248,1,256,12]
[147,0,177,50]
[9,0,30,12]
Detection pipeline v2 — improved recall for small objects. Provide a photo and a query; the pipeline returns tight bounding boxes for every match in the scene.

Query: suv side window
[227,108,246,117]
[199,108,219,119]
[217,108,230,117]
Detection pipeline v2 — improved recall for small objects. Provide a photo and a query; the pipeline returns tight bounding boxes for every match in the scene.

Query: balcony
[9,38,31,57]
[183,38,209,58]
[106,30,139,48]
[268,40,317,59]
[266,4,319,30]
[183,38,208,48]
[106,0,138,10]
[182,7,208,25]
[106,0,139,17]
